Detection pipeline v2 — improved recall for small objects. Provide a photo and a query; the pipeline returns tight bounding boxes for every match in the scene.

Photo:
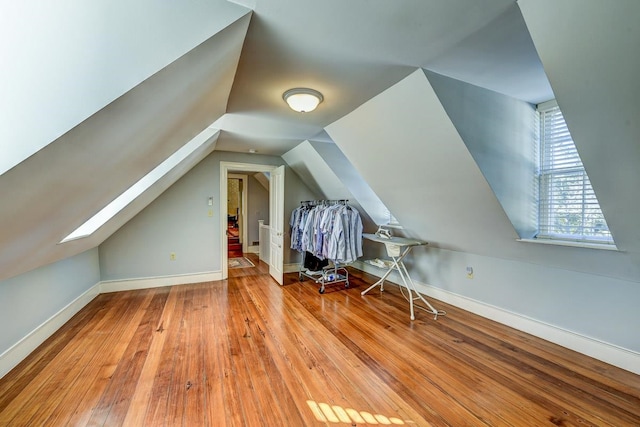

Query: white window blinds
[537,103,614,244]
[383,208,400,226]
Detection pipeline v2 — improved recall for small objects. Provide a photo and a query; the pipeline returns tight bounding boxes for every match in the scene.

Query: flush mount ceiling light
[283,88,323,113]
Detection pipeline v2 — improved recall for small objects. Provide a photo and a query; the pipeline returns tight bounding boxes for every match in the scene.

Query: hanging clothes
[289,201,363,264]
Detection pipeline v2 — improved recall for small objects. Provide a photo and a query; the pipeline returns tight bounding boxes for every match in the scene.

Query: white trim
[247,245,260,254]
[100,271,222,293]
[0,282,101,379]
[1,271,225,379]
[382,223,404,230]
[536,99,558,111]
[284,263,300,274]
[517,238,618,251]
[352,261,640,375]
[220,162,280,281]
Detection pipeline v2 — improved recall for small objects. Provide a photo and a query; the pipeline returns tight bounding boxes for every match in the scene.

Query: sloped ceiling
[0,0,248,176]
[214,0,539,154]
[253,172,270,191]
[0,14,250,281]
[426,4,553,104]
[4,0,639,286]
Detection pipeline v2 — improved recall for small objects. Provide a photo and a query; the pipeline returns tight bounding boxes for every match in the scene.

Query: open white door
[269,165,285,284]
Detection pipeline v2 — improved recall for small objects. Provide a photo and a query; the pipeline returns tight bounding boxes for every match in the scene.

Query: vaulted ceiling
[2,0,639,282]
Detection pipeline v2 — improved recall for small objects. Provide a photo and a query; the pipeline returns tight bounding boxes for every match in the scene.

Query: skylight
[60,128,219,243]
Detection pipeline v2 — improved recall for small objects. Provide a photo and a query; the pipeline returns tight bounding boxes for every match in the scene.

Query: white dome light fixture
[283,88,323,113]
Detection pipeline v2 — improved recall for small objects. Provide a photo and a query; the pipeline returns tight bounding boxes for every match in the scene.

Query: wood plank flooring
[1,253,639,426]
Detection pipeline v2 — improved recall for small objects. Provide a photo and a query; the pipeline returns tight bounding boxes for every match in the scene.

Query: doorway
[220,162,285,284]
[227,174,247,258]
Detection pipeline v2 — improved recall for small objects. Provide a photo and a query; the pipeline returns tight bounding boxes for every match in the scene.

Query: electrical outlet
[170,252,176,261]
[208,209,213,217]
[466,266,474,279]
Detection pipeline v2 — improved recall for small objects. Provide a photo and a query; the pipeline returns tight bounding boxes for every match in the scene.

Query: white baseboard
[247,245,259,254]
[7,264,637,379]
[352,261,640,375]
[1,271,226,379]
[0,282,101,379]
[100,270,223,293]
[284,263,300,273]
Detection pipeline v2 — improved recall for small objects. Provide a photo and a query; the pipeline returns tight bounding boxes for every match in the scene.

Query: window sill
[517,238,619,251]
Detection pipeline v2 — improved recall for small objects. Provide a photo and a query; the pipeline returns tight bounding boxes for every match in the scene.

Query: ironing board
[361,233,443,320]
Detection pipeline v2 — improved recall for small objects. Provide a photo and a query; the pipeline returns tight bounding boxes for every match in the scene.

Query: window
[536,101,614,245]
[60,127,218,243]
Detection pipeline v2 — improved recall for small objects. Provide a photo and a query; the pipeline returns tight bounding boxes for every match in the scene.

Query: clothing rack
[298,264,349,294]
[299,199,349,206]
[299,260,349,294]
[291,199,362,293]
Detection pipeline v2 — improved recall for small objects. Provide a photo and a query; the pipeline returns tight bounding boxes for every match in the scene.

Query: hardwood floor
[1,254,639,426]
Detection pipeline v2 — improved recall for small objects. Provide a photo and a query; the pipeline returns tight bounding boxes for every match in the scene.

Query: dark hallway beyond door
[227,217,243,258]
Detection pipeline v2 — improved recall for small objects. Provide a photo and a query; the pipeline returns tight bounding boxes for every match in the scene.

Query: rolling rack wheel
[300,264,349,295]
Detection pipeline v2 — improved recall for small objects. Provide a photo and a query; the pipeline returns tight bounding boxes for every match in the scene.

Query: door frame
[268,165,285,285]
[220,162,280,280]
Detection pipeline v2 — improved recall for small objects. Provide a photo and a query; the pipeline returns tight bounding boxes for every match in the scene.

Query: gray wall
[0,249,100,356]
[99,151,318,280]
[428,70,538,238]
[326,69,640,355]
[405,245,640,352]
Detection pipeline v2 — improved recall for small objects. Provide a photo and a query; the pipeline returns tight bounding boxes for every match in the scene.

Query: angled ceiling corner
[281,141,377,229]
[425,2,552,104]
[282,141,347,200]
[326,69,517,254]
[307,141,393,226]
